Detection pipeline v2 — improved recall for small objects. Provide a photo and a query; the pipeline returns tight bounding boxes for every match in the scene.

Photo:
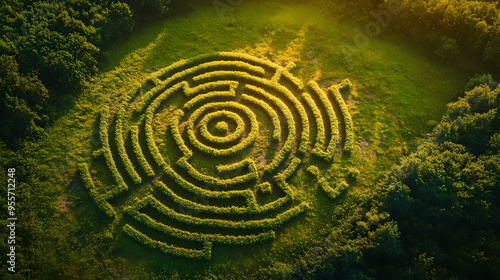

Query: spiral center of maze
[79,52,355,259]
[213,121,229,134]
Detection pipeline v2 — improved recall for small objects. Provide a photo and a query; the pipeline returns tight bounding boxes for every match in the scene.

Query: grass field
[40,0,473,277]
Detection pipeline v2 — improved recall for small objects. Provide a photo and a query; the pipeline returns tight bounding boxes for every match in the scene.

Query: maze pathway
[79,52,354,259]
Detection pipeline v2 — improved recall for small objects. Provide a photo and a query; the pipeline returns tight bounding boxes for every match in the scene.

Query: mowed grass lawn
[42,0,472,277]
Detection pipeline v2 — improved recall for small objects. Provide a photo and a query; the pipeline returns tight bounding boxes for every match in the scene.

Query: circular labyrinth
[79,52,355,259]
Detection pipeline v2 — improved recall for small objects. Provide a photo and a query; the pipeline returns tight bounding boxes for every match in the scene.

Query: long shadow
[97,0,209,73]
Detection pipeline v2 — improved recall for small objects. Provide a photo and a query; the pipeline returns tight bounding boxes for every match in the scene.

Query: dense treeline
[0,1,172,278]
[372,76,500,279]
[0,0,171,147]
[387,0,500,65]
[317,0,500,68]
[355,76,499,279]
[257,76,500,279]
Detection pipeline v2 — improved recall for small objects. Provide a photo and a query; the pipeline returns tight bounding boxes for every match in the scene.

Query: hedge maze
[80,52,355,259]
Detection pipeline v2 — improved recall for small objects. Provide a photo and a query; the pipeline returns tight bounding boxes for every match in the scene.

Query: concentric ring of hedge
[79,52,355,260]
[199,111,245,144]
[186,101,259,156]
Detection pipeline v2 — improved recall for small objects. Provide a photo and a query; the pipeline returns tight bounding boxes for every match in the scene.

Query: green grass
[39,0,473,278]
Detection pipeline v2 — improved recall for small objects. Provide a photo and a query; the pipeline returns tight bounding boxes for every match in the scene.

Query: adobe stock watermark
[341,0,404,61]
[6,168,17,273]
[213,0,244,20]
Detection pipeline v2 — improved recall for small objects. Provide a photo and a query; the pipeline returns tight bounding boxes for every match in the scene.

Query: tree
[377,77,500,279]
[0,55,48,145]
[465,73,498,91]
[98,2,134,43]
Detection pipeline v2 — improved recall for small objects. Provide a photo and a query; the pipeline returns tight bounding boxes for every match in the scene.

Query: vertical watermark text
[6,168,17,273]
